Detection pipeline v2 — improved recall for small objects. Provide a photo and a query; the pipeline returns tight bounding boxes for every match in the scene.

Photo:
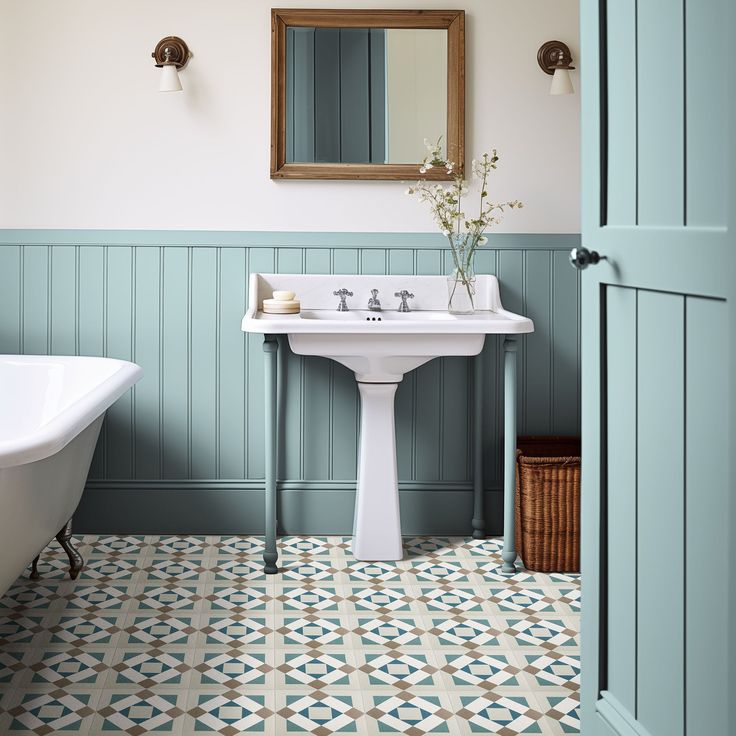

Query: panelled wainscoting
[0,231,580,534]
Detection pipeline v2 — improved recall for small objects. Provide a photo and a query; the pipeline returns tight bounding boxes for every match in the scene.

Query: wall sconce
[151,36,191,92]
[537,40,575,95]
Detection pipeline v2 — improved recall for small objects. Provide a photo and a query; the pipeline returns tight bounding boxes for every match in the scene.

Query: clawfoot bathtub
[0,355,142,595]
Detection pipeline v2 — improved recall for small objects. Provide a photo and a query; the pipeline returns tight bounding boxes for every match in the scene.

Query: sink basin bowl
[242,273,534,562]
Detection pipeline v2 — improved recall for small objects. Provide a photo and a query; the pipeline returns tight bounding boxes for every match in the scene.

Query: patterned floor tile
[347,587,413,613]
[276,651,355,688]
[276,586,342,613]
[97,690,184,734]
[111,649,189,687]
[408,559,475,583]
[457,693,544,734]
[30,648,109,686]
[0,615,48,646]
[78,558,140,581]
[188,691,272,734]
[280,559,340,582]
[0,650,26,684]
[205,586,271,611]
[123,615,196,646]
[505,617,579,650]
[358,652,438,689]
[343,561,404,583]
[279,537,334,557]
[427,617,503,650]
[366,692,453,733]
[145,558,208,581]
[135,584,202,612]
[211,558,269,582]
[278,691,363,734]
[202,615,272,647]
[50,614,123,647]
[194,651,272,687]
[65,584,133,611]
[0,535,580,735]
[277,616,348,649]
[440,651,521,689]
[543,693,581,734]
[522,653,580,690]
[7,690,97,734]
[213,536,265,556]
[151,535,211,556]
[354,616,425,649]
[84,535,148,555]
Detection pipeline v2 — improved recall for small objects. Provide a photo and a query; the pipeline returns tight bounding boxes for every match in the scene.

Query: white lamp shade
[550,67,574,95]
[159,64,182,92]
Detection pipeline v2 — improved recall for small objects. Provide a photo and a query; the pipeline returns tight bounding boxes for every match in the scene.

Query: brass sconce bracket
[537,40,574,74]
[152,36,191,68]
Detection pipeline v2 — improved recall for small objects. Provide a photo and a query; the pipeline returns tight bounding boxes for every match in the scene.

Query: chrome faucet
[367,289,382,312]
[333,288,353,311]
[395,290,414,313]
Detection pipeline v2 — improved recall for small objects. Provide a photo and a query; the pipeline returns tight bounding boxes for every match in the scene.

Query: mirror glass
[285,28,448,164]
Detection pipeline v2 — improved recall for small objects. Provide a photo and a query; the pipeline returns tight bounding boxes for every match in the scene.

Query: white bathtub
[0,355,142,594]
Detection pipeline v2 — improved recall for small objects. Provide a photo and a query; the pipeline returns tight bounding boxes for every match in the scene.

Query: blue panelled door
[580,1,735,734]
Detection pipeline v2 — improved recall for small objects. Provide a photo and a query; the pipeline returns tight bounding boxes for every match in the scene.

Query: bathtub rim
[0,355,143,469]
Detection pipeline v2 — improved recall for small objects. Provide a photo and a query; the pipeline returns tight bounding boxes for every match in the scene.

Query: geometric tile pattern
[0,535,580,734]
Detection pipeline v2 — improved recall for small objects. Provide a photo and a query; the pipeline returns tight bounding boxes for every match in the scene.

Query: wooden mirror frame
[271,8,465,180]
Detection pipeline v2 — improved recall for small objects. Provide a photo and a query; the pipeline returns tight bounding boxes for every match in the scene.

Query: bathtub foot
[29,555,40,580]
[56,519,83,580]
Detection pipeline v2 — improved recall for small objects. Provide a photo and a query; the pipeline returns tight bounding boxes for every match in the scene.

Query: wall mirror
[271,9,465,180]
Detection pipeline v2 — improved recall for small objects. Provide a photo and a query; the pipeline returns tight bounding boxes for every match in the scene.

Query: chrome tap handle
[394,290,415,313]
[368,288,382,311]
[333,288,353,312]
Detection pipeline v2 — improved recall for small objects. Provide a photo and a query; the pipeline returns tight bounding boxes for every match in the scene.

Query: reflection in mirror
[285,28,447,165]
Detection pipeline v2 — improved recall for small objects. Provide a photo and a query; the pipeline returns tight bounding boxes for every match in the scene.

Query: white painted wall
[0,0,580,232]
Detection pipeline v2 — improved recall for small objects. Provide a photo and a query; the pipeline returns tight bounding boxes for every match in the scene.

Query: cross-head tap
[333,288,353,312]
[394,290,415,313]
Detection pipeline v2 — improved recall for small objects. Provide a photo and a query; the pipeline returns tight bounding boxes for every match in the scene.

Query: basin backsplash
[0,230,580,534]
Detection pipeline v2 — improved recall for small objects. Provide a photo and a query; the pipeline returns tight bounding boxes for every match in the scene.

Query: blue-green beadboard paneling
[0,231,581,533]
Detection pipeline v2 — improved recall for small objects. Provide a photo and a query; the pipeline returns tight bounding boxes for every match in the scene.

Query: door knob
[569,246,607,270]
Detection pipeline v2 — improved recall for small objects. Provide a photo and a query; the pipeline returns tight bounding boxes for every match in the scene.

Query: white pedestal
[351,382,403,561]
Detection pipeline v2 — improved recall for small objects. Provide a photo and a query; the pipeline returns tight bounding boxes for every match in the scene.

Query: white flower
[425,162,433,169]
[478,236,488,245]
[419,167,427,174]
[442,229,451,236]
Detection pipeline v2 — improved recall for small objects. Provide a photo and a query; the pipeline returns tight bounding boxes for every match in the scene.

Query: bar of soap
[272,290,295,301]
[263,297,300,314]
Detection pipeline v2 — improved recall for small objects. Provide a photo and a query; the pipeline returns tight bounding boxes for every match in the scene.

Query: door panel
[636,291,685,736]
[605,287,637,713]
[637,0,684,226]
[685,297,729,736]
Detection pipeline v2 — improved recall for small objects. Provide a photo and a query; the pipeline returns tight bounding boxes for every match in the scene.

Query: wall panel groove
[0,233,580,530]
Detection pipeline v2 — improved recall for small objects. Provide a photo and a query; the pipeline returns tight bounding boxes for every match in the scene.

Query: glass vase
[446,234,476,314]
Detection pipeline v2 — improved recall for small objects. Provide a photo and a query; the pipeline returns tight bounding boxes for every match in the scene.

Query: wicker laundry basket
[515,436,581,573]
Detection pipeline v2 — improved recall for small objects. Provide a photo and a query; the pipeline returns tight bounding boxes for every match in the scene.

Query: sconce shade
[550,67,574,95]
[159,64,183,92]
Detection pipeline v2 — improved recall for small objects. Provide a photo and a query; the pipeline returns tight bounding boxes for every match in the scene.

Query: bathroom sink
[242,273,534,562]
[243,274,533,379]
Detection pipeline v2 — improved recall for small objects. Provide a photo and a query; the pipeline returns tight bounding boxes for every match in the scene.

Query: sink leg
[501,337,518,574]
[472,353,486,539]
[352,382,403,561]
[263,335,279,575]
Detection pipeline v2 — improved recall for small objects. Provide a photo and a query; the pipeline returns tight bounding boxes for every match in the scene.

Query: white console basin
[241,273,534,561]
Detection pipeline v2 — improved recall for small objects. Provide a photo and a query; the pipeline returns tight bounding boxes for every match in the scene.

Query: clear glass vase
[446,234,476,314]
